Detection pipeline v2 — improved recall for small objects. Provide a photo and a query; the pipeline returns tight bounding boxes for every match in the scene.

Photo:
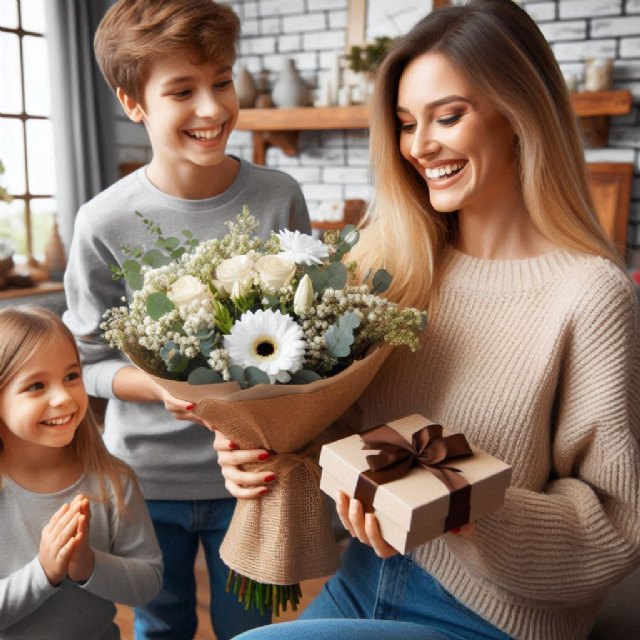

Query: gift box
[319,414,512,553]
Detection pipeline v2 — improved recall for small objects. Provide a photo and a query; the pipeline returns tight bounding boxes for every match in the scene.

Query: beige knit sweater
[355,247,640,640]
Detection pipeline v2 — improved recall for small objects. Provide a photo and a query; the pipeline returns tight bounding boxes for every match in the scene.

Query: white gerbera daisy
[223,309,306,383]
[277,229,329,265]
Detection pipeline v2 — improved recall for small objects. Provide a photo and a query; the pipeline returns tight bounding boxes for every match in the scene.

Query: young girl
[218,2,640,639]
[0,306,163,639]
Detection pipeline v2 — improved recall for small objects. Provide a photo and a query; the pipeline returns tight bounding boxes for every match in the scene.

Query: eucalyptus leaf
[289,369,323,385]
[126,271,144,291]
[147,292,175,320]
[229,365,246,385]
[170,247,187,259]
[122,259,141,273]
[326,262,348,290]
[155,236,180,251]
[160,341,188,373]
[339,224,359,246]
[199,335,216,358]
[187,367,222,385]
[371,268,392,294]
[143,249,172,268]
[326,311,360,358]
[244,366,270,387]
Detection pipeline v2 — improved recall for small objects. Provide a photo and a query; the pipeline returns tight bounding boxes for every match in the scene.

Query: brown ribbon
[354,423,473,532]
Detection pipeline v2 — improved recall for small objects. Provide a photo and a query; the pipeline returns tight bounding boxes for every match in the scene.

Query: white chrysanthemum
[223,309,306,383]
[277,229,329,265]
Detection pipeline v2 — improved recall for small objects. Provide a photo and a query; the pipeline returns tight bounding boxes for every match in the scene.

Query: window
[0,0,56,263]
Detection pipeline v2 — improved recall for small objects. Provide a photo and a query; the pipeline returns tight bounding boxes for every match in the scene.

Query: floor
[114,545,329,640]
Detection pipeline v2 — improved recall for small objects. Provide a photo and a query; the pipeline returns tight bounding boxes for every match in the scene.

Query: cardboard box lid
[319,414,512,531]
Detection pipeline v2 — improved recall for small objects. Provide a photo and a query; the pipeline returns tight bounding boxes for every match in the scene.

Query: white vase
[271,58,311,108]
[235,64,257,108]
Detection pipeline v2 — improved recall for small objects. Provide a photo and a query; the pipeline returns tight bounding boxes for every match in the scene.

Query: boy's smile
[118,51,240,198]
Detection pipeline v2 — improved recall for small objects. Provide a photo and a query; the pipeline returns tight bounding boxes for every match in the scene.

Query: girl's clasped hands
[39,494,94,585]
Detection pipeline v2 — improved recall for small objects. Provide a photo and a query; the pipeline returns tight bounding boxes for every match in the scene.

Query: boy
[62,1,310,639]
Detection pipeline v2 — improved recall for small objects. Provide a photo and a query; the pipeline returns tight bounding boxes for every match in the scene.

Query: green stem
[225,569,302,615]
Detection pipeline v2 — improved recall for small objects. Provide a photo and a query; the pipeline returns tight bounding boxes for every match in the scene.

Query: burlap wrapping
[125,344,392,585]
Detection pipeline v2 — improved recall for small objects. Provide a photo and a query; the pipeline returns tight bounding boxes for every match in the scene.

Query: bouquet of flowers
[103,208,426,614]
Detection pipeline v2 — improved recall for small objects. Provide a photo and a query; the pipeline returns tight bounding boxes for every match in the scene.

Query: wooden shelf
[237,105,369,131]
[237,90,633,163]
[0,281,64,301]
[570,90,632,117]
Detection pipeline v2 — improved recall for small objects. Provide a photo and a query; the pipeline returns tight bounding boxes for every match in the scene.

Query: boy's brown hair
[94,0,240,105]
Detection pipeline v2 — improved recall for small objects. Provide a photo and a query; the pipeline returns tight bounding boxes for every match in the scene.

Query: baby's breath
[102,209,426,383]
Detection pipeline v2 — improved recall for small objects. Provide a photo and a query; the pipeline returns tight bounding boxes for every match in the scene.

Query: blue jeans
[134,498,271,640]
[235,540,512,640]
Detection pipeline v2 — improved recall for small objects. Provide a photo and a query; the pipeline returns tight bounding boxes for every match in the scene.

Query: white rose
[293,274,314,315]
[215,255,254,293]
[255,255,296,290]
[166,275,210,309]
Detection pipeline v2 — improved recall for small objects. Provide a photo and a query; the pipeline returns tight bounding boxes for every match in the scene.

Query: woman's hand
[335,491,399,559]
[213,430,275,499]
[335,491,476,559]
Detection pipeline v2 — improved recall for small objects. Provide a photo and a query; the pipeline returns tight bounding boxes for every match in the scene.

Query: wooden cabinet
[586,162,634,256]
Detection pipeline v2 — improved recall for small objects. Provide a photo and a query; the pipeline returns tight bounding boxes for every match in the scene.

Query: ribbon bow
[354,423,473,531]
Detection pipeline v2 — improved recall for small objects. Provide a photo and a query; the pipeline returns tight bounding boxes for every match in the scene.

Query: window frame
[0,1,54,263]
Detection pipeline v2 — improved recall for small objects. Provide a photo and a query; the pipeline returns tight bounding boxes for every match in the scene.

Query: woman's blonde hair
[352,0,621,313]
[0,306,134,511]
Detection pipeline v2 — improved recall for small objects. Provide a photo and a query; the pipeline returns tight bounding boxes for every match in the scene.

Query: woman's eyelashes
[436,112,462,125]
[397,111,464,133]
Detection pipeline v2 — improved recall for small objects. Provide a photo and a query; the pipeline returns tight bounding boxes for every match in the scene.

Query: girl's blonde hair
[0,306,134,511]
[351,0,621,313]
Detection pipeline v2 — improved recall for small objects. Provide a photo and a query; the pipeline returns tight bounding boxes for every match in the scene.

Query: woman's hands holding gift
[335,490,476,559]
[336,491,399,559]
[213,430,276,499]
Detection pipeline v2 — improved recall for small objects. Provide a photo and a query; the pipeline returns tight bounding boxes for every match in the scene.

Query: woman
[217,2,640,638]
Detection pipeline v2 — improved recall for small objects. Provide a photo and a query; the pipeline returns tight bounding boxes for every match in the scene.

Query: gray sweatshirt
[63,159,311,499]
[0,473,162,639]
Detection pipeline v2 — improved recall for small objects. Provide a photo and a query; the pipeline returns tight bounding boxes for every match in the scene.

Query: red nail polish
[185,403,195,411]
[258,452,271,461]
[264,473,276,482]
[450,527,461,534]
[228,441,238,450]
[259,488,269,496]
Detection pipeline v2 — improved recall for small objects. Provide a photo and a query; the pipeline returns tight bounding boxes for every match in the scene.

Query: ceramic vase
[271,58,311,108]
[44,217,66,282]
[235,64,257,108]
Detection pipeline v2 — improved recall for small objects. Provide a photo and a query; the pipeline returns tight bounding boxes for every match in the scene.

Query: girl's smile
[0,337,87,451]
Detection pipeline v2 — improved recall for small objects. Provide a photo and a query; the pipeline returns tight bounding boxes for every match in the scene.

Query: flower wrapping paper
[319,414,512,553]
[126,343,393,585]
